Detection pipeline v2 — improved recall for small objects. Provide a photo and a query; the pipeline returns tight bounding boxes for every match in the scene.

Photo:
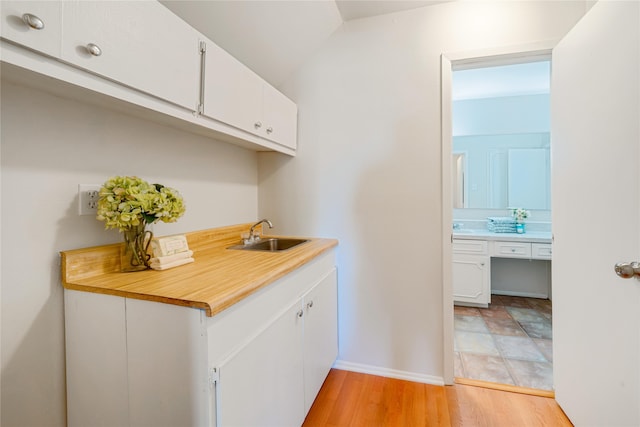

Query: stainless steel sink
[228,238,309,252]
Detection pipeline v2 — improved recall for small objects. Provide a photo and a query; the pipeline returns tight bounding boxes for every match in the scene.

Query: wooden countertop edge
[61,224,338,317]
[61,283,214,314]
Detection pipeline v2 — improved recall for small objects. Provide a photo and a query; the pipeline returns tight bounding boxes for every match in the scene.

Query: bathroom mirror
[452,134,550,209]
[452,60,551,210]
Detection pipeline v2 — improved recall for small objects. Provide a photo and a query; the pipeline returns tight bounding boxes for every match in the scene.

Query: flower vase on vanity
[512,207,530,234]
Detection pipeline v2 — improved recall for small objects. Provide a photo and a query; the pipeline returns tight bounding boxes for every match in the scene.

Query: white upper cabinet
[202,41,263,136]
[203,41,298,150]
[263,82,298,150]
[1,1,62,57]
[60,1,200,111]
[1,1,297,154]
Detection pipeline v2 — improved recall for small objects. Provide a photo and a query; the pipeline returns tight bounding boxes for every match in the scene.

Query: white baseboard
[492,290,548,299]
[332,360,445,386]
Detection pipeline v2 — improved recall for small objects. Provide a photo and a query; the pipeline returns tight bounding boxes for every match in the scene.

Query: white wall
[0,80,258,426]
[259,1,588,382]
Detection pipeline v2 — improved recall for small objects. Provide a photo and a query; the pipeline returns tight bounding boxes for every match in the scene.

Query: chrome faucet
[246,219,273,244]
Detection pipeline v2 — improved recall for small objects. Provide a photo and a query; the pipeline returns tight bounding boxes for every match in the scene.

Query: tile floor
[454,295,553,391]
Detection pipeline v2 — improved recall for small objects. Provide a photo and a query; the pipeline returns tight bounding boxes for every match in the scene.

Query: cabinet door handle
[254,121,262,129]
[266,126,273,134]
[198,41,206,115]
[296,309,304,318]
[22,13,44,30]
[86,43,102,57]
[614,262,640,279]
[306,300,314,310]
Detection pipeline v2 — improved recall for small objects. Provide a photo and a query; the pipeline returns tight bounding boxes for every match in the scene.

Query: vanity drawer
[453,239,488,255]
[532,243,552,260]
[492,241,531,258]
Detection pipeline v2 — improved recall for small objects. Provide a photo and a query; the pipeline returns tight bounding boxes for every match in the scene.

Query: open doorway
[442,49,554,395]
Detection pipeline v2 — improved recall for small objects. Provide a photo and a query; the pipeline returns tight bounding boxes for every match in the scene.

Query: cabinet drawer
[532,243,552,260]
[453,239,488,255]
[492,241,531,258]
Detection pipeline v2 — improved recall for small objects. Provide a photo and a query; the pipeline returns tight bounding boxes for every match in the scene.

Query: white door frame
[441,41,558,385]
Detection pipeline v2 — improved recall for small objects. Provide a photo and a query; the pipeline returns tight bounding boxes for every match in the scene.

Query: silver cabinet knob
[86,43,102,57]
[266,127,273,134]
[254,121,262,129]
[297,309,304,318]
[614,262,640,279]
[306,300,314,309]
[22,13,44,30]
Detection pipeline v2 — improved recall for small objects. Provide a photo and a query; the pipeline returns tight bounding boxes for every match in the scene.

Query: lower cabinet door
[303,269,338,413]
[453,254,490,306]
[216,300,305,427]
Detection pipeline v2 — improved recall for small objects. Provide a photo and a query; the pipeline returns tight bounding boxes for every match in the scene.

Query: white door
[552,1,640,425]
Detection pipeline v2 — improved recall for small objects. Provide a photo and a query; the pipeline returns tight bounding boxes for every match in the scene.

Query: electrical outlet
[78,184,101,215]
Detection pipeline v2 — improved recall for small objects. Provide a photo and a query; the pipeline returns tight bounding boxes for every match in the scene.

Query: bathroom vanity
[452,230,552,306]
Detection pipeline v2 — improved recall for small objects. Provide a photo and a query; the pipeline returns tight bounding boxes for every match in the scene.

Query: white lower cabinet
[216,299,305,427]
[452,239,490,306]
[65,251,337,427]
[452,253,490,306]
[302,269,339,413]
[216,268,337,426]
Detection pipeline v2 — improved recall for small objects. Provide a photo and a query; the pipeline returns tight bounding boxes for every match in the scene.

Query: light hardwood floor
[303,369,573,426]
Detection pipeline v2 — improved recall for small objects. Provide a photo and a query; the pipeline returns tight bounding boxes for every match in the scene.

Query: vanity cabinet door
[1,1,61,57]
[452,254,490,306]
[216,300,305,427]
[61,1,200,111]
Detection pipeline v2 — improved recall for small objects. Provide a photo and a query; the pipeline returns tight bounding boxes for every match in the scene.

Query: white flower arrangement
[96,176,186,231]
[510,207,530,223]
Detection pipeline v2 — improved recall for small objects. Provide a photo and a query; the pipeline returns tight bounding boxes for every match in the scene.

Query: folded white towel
[150,257,194,271]
[150,250,194,266]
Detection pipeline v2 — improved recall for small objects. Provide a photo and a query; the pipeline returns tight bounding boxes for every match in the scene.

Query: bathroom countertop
[60,223,338,317]
[453,229,552,243]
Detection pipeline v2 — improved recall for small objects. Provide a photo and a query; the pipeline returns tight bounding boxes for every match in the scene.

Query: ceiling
[160,1,451,87]
[335,0,450,21]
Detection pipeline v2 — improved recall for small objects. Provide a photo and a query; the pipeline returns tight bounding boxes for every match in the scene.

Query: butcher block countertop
[60,223,338,317]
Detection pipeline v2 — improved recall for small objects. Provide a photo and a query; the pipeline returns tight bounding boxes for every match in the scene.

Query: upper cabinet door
[202,41,263,135]
[1,1,62,57]
[203,41,298,150]
[263,83,298,150]
[61,1,200,111]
